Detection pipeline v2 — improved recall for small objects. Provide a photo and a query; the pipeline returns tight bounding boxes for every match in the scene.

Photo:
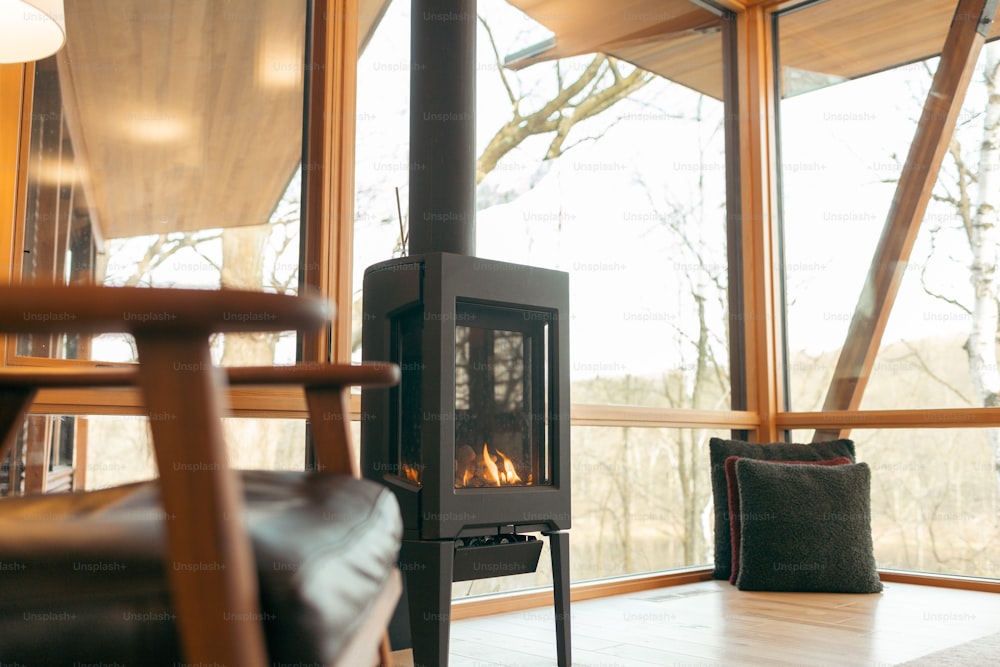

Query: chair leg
[134,334,268,667]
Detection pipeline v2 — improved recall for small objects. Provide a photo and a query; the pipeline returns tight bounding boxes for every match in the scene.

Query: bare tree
[961,45,1000,493]
[476,16,653,195]
[925,43,1000,494]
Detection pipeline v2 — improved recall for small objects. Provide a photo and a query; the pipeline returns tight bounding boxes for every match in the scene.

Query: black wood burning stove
[359,3,571,665]
[361,253,571,667]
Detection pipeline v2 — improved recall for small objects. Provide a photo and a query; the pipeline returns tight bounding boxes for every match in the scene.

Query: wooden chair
[0,285,401,666]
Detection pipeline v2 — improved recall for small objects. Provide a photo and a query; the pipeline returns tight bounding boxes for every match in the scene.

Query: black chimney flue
[409,0,477,256]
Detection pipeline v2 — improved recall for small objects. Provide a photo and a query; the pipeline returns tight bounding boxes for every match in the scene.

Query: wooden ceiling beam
[813,0,999,441]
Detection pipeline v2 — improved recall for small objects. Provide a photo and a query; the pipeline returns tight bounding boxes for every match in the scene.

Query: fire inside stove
[455,442,532,487]
[396,301,551,490]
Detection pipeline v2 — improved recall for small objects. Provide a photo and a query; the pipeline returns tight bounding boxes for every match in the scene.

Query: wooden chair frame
[0,285,400,667]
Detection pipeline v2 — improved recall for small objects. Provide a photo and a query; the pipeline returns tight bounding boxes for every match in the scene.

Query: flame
[482,443,502,486]
[402,464,421,484]
[495,449,522,485]
[455,443,530,487]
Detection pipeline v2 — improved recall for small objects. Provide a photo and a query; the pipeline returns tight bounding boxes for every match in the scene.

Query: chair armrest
[226,362,399,389]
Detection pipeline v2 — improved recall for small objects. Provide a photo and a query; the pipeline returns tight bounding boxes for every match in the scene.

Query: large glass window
[355,1,730,411]
[4,0,313,497]
[14,0,308,368]
[777,0,1000,582]
[355,0,729,593]
[779,2,1000,414]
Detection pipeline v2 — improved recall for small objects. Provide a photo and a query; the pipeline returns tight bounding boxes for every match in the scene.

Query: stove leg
[400,539,454,667]
[546,530,572,667]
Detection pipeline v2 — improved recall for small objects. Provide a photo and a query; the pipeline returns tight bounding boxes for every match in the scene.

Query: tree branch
[477,55,653,183]
[478,14,518,110]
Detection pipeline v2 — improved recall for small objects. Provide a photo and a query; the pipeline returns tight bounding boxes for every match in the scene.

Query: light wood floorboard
[391,579,1000,666]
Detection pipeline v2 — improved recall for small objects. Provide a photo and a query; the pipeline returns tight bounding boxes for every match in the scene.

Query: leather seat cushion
[0,470,402,665]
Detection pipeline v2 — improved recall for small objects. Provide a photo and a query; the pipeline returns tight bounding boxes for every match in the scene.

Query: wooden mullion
[571,405,759,430]
[21,415,50,493]
[781,406,1000,430]
[327,0,360,364]
[734,5,782,442]
[723,7,748,425]
[815,0,998,441]
[300,1,331,364]
[1,63,27,288]
[72,415,88,490]
[301,0,360,364]
[1,63,29,373]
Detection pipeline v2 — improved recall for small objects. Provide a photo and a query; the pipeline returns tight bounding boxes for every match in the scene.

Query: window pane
[778,3,1000,412]
[83,416,307,491]
[779,65,927,410]
[571,426,714,578]
[0,415,308,494]
[18,0,308,366]
[353,0,730,410]
[789,428,999,579]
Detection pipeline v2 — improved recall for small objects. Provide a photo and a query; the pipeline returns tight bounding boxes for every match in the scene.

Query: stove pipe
[408,0,477,256]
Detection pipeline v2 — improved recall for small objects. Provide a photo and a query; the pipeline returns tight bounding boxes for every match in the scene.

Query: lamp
[0,0,65,64]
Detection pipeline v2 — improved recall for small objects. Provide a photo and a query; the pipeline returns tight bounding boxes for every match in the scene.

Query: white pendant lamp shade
[0,0,66,64]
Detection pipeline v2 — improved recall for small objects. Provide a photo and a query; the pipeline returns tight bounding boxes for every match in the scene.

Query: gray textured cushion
[725,455,853,584]
[734,458,882,593]
[709,437,856,580]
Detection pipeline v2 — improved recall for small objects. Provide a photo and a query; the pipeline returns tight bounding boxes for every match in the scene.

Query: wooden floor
[391,579,1000,666]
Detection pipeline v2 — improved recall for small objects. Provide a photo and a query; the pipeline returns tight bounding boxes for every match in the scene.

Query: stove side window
[396,310,423,485]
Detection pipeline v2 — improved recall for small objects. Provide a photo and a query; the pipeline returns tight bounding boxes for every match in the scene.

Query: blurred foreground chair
[0,285,402,666]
